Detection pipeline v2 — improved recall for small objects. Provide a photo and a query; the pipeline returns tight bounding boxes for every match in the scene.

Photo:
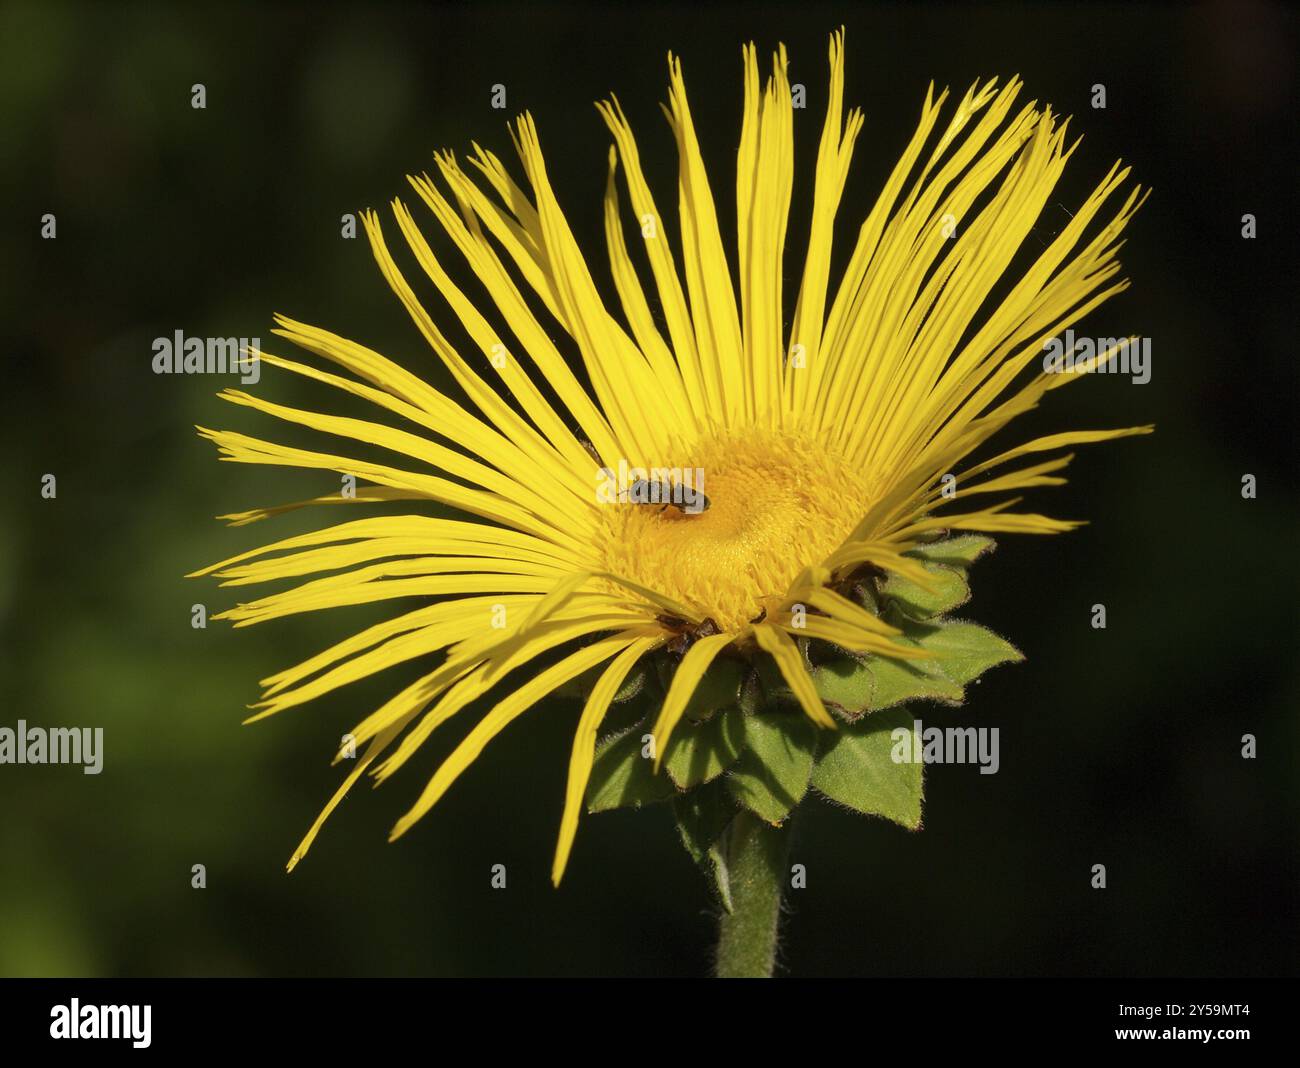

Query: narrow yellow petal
[285,722,403,872]
[663,53,745,425]
[803,587,902,637]
[367,610,649,776]
[752,624,836,728]
[649,632,738,768]
[551,635,662,885]
[389,631,649,840]
[597,95,711,427]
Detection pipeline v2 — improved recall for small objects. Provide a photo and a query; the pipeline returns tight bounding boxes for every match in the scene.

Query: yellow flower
[193,32,1150,885]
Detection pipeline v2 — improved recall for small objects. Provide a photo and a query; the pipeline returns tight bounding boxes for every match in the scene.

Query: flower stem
[714,809,793,978]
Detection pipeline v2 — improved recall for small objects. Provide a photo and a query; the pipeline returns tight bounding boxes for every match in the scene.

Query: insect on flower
[655,611,722,656]
[627,477,711,515]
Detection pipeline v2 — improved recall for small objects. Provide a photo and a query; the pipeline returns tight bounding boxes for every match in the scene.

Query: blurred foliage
[1,0,1296,976]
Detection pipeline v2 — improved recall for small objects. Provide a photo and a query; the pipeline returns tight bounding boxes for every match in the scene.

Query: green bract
[582,534,1021,908]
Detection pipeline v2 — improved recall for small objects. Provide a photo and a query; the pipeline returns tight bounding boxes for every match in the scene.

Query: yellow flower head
[194,32,1150,885]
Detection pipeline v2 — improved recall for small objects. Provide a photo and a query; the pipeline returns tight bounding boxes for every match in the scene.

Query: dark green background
[3,0,1296,976]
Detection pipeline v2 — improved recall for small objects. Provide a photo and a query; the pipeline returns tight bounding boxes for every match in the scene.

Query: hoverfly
[582,440,711,515]
[628,477,710,515]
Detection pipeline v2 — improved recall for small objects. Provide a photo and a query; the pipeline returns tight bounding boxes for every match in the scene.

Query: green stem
[714,809,793,978]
